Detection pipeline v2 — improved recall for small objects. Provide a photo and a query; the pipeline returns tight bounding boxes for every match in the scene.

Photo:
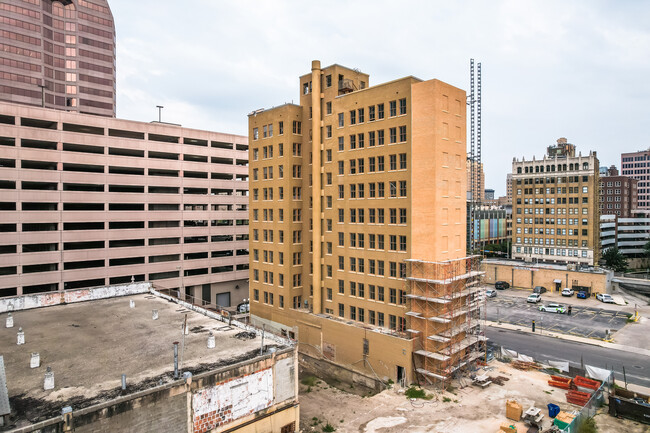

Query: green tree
[644,240,650,258]
[602,247,628,272]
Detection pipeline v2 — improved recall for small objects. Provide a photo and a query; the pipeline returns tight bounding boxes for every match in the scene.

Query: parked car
[539,303,567,314]
[495,281,510,290]
[596,293,615,304]
[527,293,542,303]
[533,286,547,294]
[576,291,588,299]
[486,289,497,298]
[236,300,250,313]
[561,288,574,297]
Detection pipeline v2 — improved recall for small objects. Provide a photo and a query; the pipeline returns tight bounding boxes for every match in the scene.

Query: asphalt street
[485,294,630,339]
[486,327,650,388]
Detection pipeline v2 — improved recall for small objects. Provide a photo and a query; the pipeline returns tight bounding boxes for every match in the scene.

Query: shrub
[405,386,433,400]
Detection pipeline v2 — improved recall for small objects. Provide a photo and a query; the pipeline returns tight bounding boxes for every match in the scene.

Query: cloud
[109,0,650,196]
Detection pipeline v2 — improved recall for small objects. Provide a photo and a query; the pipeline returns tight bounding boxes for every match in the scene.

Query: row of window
[517,186,589,195]
[0,261,246,276]
[516,234,589,244]
[515,176,590,185]
[515,246,589,258]
[252,121,300,140]
[515,162,591,174]
[328,127,408,148]
[336,99,407,127]
[516,200,589,215]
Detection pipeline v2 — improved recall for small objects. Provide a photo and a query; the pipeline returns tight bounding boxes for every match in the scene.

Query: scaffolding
[406,256,486,387]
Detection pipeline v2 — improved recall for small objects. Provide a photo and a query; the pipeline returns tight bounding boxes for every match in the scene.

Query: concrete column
[311,60,322,314]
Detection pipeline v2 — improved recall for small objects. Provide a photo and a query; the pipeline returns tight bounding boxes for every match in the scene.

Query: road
[486,326,650,388]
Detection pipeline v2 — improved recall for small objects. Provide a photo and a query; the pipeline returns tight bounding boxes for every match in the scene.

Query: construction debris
[511,360,541,371]
[490,375,510,386]
[506,400,523,421]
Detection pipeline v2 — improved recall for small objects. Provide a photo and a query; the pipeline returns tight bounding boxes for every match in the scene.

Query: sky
[108,0,650,197]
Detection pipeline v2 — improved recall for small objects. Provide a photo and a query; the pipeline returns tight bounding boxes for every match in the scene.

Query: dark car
[495,281,510,290]
[576,291,588,299]
[533,286,547,294]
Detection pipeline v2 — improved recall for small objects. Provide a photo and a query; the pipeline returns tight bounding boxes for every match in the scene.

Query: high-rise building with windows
[511,138,600,265]
[248,61,483,387]
[0,0,116,117]
[599,165,637,218]
[621,149,650,209]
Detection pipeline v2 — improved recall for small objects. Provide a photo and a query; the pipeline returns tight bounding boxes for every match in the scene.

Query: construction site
[406,256,486,388]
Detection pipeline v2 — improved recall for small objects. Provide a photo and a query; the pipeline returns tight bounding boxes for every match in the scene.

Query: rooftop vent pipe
[207,332,215,349]
[44,367,54,390]
[30,353,40,369]
[17,327,24,345]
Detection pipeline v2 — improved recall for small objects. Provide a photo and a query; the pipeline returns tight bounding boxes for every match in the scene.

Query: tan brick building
[248,61,482,387]
[511,138,600,266]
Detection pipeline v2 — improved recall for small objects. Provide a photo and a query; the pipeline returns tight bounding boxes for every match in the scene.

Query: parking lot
[485,293,631,339]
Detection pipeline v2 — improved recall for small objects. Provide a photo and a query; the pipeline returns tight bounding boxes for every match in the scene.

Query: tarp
[586,365,612,383]
[517,354,535,363]
[548,360,570,373]
[502,347,519,359]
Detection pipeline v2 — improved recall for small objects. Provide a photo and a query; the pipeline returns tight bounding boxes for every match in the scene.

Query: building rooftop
[1,293,283,425]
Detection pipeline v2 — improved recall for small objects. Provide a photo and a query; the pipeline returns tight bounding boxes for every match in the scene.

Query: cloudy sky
[109,0,650,196]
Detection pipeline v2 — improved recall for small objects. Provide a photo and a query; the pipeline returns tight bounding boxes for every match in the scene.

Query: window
[399,98,406,115]
[390,181,397,197]
[389,127,397,143]
[369,105,375,121]
[390,155,397,170]
[400,181,407,197]
[292,121,301,134]
[326,101,332,115]
[389,100,397,117]
[369,131,375,146]
[326,125,332,138]
[253,128,259,140]
[338,137,344,151]
[399,126,407,142]
[378,130,385,145]
[279,121,284,135]
[326,74,332,87]
[377,103,384,119]
[358,108,364,123]
[338,113,344,127]
[350,110,356,125]
[399,153,407,169]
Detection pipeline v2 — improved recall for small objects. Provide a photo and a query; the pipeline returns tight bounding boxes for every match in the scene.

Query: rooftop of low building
[0,290,287,426]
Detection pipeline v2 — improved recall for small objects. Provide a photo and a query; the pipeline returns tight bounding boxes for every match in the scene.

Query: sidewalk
[486,320,650,358]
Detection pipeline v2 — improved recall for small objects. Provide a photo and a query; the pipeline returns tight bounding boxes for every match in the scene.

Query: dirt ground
[299,362,649,433]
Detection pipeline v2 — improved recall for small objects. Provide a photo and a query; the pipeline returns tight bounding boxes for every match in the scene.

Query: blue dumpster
[547,403,560,418]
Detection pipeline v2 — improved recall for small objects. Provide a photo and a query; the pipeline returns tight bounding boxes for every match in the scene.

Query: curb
[485,321,650,357]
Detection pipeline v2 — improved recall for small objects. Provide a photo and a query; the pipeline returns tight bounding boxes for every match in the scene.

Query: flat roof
[1,293,283,423]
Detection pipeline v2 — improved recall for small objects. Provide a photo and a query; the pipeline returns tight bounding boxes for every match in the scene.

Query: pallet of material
[511,360,540,371]
[566,390,591,406]
[499,422,517,433]
[553,411,576,429]
[548,375,571,389]
[573,376,600,390]
[506,400,523,421]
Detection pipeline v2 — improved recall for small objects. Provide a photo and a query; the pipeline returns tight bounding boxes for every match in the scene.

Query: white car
[486,289,497,298]
[527,293,541,303]
[539,303,567,314]
[596,293,615,304]
[561,288,574,297]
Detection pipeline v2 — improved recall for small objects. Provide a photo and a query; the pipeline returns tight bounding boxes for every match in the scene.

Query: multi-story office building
[506,173,513,204]
[248,61,482,387]
[621,149,650,209]
[0,103,249,306]
[511,138,600,265]
[599,165,638,218]
[484,188,494,201]
[466,157,484,202]
[0,0,116,116]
